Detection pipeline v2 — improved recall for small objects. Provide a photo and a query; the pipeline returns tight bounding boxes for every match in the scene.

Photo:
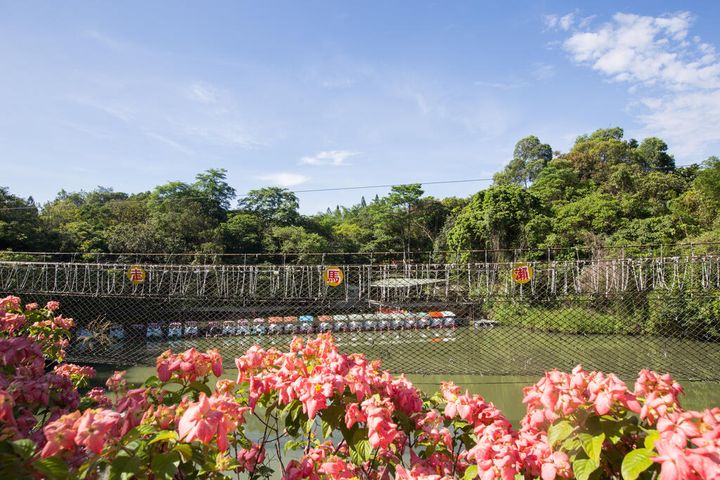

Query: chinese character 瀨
[514,266,529,282]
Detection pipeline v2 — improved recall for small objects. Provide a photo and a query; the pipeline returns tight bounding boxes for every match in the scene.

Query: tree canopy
[2,128,718,259]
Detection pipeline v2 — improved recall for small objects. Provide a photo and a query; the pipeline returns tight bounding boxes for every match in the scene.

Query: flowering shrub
[0,295,718,479]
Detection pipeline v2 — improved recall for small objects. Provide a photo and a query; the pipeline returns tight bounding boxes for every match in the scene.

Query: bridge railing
[2,254,719,380]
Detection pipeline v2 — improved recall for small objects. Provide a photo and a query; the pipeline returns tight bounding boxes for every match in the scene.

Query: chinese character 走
[130,268,144,282]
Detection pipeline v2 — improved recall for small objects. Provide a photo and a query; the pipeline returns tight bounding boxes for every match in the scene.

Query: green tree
[563,127,637,183]
[263,226,328,261]
[220,212,264,253]
[239,187,300,226]
[550,191,624,247]
[192,168,236,221]
[494,135,553,187]
[0,187,44,251]
[694,156,720,206]
[530,159,588,204]
[147,180,221,252]
[445,185,541,253]
[636,137,675,173]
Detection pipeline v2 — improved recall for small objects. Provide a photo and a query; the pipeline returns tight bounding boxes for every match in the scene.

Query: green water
[83,325,720,425]
[85,327,720,479]
[93,367,718,425]
[87,325,720,380]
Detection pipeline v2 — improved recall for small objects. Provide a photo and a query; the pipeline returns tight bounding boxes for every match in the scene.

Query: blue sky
[2,1,720,213]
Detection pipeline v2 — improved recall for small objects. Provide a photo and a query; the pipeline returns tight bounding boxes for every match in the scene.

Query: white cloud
[186,82,219,103]
[144,132,194,155]
[545,13,576,31]
[552,11,720,157]
[474,79,526,90]
[68,95,135,122]
[300,150,358,166]
[532,63,556,80]
[185,124,263,148]
[256,172,310,187]
[561,12,718,89]
[84,30,130,52]
[638,90,720,156]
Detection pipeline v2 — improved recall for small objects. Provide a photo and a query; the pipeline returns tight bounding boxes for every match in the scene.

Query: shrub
[0,295,718,479]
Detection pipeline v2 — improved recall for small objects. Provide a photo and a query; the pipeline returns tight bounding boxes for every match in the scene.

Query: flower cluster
[0,295,718,479]
[653,408,720,479]
[156,347,223,382]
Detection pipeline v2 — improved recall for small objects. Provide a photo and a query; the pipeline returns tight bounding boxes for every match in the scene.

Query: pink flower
[0,296,21,311]
[114,388,148,435]
[177,393,246,451]
[208,349,223,377]
[45,301,60,312]
[641,392,679,425]
[652,439,694,480]
[87,387,112,408]
[1,313,25,334]
[74,409,121,454]
[319,457,358,479]
[106,370,128,393]
[53,315,74,330]
[345,402,366,429]
[157,348,224,383]
[362,397,398,451]
[24,303,38,311]
[0,337,45,374]
[237,443,265,473]
[41,411,81,457]
[54,363,96,384]
[540,451,572,480]
[283,458,315,480]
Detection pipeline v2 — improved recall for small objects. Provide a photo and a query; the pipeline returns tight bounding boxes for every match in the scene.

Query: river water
[91,326,720,425]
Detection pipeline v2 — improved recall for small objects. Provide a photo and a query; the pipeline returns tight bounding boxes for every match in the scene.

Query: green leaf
[108,454,141,480]
[579,432,605,465]
[284,439,303,452]
[320,401,344,427]
[148,430,178,445]
[562,435,582,452]
[150,451,180,480]
[11,439,36,460]
[621,448,655,480]
[548,420,574,448]
[134,424,157,436]
[321,419,333,439]
[573,459,599,480]
[173,444,193,463]
[349,429,373,464]
[188,381,212,397]
[281,400,301,418]
[644,430,660,451]
[463,464,478,480]
[33,457,70,479]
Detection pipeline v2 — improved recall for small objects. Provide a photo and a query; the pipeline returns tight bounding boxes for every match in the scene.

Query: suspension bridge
[1,253,719,380]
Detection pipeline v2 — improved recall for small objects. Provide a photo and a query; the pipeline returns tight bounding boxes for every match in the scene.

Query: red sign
[511,263,533,285]
[323,266,344,287]
[127,265,146,284]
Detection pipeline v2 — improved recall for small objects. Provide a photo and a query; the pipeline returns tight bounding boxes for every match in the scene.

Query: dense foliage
[1,296,718,479]
[2,128,720,259]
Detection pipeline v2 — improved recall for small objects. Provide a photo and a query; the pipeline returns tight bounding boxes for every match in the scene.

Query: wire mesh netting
[1,248,719,380]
